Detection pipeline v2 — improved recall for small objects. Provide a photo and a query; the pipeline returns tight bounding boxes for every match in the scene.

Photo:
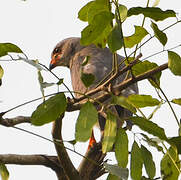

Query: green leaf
[0,65,4,80]
[87,0,110,24]
[81,72,95,88]
[169,136,181,154]
[0,43,22,57]
[31,93,67,126]
[151,21,167,46]
[115,128,128,168]
[161,147,180,180]
[112,95,136,113]
[78,1,94,22]
[102,112,117,153]
[75,101,98,142]
[81,11,113,47]
[168,51,181,76]
[0,164,9,180]
[171,98,181,106]
[118,4,128,22]
[67,139,77,146]
[104,163,128,179]
[141,145,156,178]
[107,173,120,180]
[124,26,148,48]
[132,60,161,88]
[131,141,143,180]
[130,117,168,141]
[108,25,123,52]
[128,7,176,21]
[128,94,160,108]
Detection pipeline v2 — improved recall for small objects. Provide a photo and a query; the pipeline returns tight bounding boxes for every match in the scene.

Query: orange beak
[49,53,62,70]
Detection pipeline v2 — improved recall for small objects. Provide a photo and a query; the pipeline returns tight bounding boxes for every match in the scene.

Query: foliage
[0,0,181,179]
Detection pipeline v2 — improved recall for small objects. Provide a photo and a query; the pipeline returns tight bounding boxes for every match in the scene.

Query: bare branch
[0,116,30,126]
[52,115,81,180]
[0,154,65,178]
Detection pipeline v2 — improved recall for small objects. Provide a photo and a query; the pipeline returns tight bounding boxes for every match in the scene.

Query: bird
[49,37,138,149]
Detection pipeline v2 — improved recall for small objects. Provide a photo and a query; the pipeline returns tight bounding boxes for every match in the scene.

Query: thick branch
[0,154,62,172]
[52,115,81,180]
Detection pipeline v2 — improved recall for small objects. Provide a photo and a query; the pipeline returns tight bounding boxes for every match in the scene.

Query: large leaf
[31,93,67,126]
[108,25,123,52]
[0,164,9,180]
[115,128,128,168]
[75,101,98,142]
[151,21,167,46]
[81,11,113,47]
[130,116,168,141]
[168,51,181,76]
[104,163,128,180]
[124,26,148,48]
[131,141,143,180]
[128,7,176,21]
[141,145,156,178]
[112,95,136,113]
[128,94,160,108]
[132,60,161,88]
[161,147,180,180]
[78,1,94,22]
[87,0,110,24]
[0,43,22,57]
[102,112,117,153]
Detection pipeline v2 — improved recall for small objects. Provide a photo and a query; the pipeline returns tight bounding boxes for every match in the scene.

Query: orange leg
[88,130,96,150]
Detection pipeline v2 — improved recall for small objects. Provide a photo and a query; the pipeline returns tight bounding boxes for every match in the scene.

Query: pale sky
[0,0,181,179]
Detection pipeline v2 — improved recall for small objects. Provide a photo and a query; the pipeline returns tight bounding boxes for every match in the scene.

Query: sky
[0,0,181,179]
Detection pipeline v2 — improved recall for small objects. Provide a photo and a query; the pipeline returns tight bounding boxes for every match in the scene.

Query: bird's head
[49,37,81,70]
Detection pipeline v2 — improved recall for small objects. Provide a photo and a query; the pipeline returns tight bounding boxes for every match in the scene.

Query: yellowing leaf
[31,93,67,126]
[75,101,98,142]
[0,65,4,80]
[0,164,9,180]
[168,51,181,76]
[102,112,117,153]
[124,26,148,48]
[118,4,128,22]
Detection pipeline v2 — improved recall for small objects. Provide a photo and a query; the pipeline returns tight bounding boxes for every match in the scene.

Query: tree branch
[52,114,81,180]
[0,154,66,178]
[0,116,30,126]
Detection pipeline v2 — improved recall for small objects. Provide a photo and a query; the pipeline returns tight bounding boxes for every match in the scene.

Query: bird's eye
[54,48,59,54]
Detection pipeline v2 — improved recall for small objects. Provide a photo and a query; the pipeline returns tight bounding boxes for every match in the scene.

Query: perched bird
[49,37,138,148]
